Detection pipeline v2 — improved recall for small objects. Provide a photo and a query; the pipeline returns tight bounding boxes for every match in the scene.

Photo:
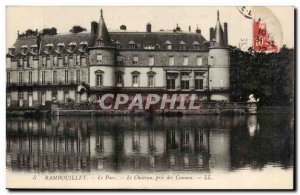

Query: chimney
[189,26,191,32]
[146,23,151,33]
[195,25,201,34]
[91,21,98,36]
[224,22,228,45]
[120,25,127,31]
[209,27,215,41]
[175,24,181,31]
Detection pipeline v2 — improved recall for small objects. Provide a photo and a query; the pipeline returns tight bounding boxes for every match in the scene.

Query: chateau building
[6,10,230,109]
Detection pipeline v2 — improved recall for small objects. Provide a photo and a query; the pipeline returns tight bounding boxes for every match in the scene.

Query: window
[197,57,203,66]
[97,54,103,63]
[169,56,174,66]
[133,56,138,64]
[58,58,63,66]
[148,56,154,66]
[76,70,80,84]
[41,92,46,105]
[131,72,140,87]
[96,74,103,87]
[18,72,23,85]
[167,73,176,90]
[53,56,58,66]
[81,57,85,66]
[52,70,57,85]
[194,45,200,50]
[129,43,136,49]
[46,57,50,66]
[64,55,68,66]
[28,71,33,85]
[64,91,69,103]
[148,75,154,87]
[28,56,33,68]
[6,72,10,85]
[33,60,38,67]
[18,58,23,67]
[76,55,81,65]
[181,72,190,90]
[19,92,24,107]
[42,71,46,85]
[42,56,46,66]
[132,75,139,87]
[144,44,155,50]
[7,93,11,107]
[167,78,175,90]
[183,57,188,66]
[52,91,57,101]
[195,79,204,90]
[116,74,123,86]
[6,57,11,68]
[117,56,123,65]
[195,72,205,90]
[180,45,187,50]
[181,80,189,90]
[65,70,69,84]
[165,41,172,50]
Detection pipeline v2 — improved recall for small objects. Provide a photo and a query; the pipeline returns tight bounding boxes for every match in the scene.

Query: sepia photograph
[5,6,295,190]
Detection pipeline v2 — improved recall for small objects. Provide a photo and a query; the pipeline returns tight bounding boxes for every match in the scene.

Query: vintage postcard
[6,6,294,189]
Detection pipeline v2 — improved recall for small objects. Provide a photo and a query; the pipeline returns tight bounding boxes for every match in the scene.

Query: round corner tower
[89,9,116,89]
[208,11,230,101]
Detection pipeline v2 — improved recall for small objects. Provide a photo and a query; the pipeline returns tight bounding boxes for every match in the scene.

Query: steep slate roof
[109,32,207,50]
[13,36,38,55]
[41,33,91,52]
[10,30,208,58]
[213,10,225,48]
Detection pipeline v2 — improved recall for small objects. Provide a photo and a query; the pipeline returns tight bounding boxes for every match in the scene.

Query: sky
[6,6,294,50]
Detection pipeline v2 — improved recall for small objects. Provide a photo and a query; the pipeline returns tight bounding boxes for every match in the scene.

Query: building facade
[6,10,230,109]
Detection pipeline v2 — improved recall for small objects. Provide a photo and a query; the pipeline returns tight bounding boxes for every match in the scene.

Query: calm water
[6,114,294,173]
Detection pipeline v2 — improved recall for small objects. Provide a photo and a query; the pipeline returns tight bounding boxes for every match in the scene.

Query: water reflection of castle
[6,116,258,172]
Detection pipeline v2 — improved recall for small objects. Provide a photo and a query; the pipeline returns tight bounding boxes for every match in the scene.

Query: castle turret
[89,9,116,95]
[208,11,230,101]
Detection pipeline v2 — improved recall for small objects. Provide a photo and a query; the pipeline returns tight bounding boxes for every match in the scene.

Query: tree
[42,27,57,35]
[69,26,87,34]
[230,46,294,106]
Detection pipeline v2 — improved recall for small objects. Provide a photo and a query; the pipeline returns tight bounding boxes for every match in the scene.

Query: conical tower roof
[95,9,112,47]
[213,10,226,47]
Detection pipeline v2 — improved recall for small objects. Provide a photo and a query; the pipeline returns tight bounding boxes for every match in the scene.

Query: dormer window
[21,45,28,55]
[97,38,104,46]
[193,41,200,50]
[56,43,65,52]
[8,48,15,56]
[165,40,172,50]
[128,41,136,49]
[97,54,103,63]
[179,41,187,50]
[45,43,54,53]
[144,44,155,50]
[79,41,88,51]
[115,41,121,49]
[30,45,38,54]
[68,42,77,52]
